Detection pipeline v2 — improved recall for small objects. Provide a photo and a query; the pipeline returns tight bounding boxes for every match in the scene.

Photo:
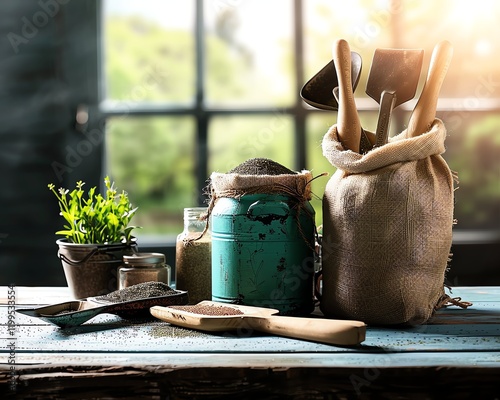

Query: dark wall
[0,1,101,286]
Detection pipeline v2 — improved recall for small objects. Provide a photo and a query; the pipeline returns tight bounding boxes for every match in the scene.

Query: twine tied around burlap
[188,169,323,251]
[320,119,470,325]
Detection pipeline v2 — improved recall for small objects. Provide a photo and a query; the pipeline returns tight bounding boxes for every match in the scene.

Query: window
[100,0,500,247]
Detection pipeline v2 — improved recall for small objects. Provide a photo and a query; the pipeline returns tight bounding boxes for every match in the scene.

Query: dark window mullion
[293,0,306,170]
[195,0,208,205]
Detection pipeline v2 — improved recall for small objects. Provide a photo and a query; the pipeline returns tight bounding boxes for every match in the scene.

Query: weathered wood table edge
[1,286,499,399]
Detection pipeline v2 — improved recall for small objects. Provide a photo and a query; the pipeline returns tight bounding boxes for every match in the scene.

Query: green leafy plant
[48,176,140,244]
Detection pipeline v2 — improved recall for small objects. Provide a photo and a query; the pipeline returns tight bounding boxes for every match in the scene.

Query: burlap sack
[320,119,455,325]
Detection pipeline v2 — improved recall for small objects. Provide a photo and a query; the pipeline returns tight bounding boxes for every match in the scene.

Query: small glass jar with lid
[118,252,171,290]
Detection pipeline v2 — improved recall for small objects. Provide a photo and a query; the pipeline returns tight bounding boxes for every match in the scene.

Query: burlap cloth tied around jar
[210,170,313,200]
[320,119,457,325]
[203,169,316,249]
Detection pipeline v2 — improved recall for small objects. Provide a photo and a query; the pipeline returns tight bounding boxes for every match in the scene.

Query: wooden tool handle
[407,40,453,137]
[332,39,361,152]
[250,315,366,346]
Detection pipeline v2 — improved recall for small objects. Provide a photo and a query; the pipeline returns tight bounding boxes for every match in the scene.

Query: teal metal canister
[211,193,316,316]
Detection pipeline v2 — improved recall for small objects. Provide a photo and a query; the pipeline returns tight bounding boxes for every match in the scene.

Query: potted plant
[48,176,140,299]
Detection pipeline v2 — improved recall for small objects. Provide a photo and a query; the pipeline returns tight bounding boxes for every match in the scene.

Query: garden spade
[366,48,424,147]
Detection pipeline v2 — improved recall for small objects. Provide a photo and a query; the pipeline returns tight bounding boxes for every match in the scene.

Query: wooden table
[1,286,499,399]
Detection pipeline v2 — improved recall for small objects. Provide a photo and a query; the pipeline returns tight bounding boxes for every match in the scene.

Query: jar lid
[123,252,166,266]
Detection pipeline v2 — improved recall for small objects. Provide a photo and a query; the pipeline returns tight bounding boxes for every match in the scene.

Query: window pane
[106,116,196,237]
[208,115,295,173]
[306,111,500,230]
[103,0,195,103]
[304,0,392,100]
[440,112,500,230]
[304,0,500,99]
[204,1,294,107]
[303,0,500,232]
[402,0,500,97]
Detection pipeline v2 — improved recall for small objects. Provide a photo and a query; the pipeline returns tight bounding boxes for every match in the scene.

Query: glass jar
[118,252,171,290]
[175,207,211,304]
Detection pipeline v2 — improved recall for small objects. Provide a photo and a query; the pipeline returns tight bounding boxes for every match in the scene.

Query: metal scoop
[366,48,424,147]
[300,51,362,111]
[151,300,366,346]
[301,47,374,153]
[16,290,188,329]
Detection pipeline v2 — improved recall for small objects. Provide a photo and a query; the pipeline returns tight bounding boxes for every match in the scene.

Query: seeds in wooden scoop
[169,304,243,316]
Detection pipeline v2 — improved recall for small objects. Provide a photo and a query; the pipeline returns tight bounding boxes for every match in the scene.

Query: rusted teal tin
[211,193,316,316]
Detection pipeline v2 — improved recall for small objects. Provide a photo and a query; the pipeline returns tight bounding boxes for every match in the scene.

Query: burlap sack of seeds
[320,119,454,325]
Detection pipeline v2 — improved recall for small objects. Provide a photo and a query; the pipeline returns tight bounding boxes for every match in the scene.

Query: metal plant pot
[57,238,137,299]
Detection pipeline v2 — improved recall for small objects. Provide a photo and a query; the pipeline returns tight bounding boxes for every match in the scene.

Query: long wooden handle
[248,315,366,346]
[332,39,361,152]
[407,40,453,137]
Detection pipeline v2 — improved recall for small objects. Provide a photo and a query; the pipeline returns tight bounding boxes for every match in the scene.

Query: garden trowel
[366,48,424,147]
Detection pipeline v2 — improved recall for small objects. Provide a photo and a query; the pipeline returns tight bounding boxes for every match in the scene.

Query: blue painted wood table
[1,286,499,399]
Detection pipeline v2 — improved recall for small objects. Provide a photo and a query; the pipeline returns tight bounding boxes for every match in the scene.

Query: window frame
[96,0,500,284]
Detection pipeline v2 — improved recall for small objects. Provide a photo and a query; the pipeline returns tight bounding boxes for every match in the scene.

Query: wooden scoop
[150,301,366,346]
[407,40,453,137]
[332,39,362,153]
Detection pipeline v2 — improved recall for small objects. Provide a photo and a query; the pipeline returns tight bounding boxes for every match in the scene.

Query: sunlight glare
[474,39,492,56]
[449,0,497,28]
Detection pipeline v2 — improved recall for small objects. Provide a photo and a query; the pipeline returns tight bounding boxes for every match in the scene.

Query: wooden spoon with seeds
[151,300,366,346]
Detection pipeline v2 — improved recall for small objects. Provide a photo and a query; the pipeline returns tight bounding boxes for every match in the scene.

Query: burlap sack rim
[210,170,314,200]
[202,170,316,251]
[322,118,447,174]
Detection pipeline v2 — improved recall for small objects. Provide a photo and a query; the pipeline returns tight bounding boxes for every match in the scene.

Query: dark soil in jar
[228,158,296,175]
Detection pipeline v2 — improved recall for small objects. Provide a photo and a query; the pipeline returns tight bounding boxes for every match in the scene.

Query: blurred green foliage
[104,9,499,236]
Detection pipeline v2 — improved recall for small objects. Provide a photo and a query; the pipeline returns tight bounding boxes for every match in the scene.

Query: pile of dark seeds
[169,304,244,316]
[94,282,177,303]
[228,158,296,176]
